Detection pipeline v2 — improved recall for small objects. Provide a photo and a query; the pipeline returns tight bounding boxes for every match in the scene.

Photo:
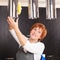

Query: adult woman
[7,16,47,60]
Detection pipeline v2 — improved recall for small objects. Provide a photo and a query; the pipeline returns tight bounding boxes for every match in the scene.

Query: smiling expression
[30,27,43,41]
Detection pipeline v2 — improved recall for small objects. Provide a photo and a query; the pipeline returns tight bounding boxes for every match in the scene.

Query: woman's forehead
[33,26,41,29]
[33,27,43,30]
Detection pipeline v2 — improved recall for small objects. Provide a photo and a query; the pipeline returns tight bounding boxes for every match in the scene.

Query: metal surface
[8,0,18,18]
[28,0,39,19]
[46,0,57,19]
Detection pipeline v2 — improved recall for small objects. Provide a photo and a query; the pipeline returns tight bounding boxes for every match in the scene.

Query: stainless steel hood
[46,0,57,19]
[28,0,39,19]
[8,0,18,19]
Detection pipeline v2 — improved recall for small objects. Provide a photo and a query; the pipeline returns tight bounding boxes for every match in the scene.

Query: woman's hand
[7,16,19,30]
[7,16,27,46]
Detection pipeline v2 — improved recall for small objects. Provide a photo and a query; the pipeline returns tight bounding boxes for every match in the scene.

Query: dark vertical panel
[0,6,19,58]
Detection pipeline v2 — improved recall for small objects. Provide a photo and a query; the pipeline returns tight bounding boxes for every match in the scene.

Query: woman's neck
[29,38,38,43]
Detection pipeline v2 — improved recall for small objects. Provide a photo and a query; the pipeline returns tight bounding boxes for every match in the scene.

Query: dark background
[0,6,60,60]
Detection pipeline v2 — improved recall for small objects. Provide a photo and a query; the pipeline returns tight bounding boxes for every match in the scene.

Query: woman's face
[30,27,43,41]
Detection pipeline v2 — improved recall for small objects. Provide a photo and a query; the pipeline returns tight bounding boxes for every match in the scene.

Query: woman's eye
[34,28,36,30]
[38,31,41,33]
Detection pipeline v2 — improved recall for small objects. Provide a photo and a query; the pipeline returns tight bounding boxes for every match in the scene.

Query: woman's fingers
[7,17,14,28]
[16,19,18,23]
[8,17,14,23]
[8,17,16,26]
[7,17,18,29]
[7,17,11,25]
[7,16,19,29]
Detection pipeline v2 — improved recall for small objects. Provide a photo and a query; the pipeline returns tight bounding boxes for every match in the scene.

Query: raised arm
[8,18,21,46]
[9,29,21,46]
[7,17,27,46]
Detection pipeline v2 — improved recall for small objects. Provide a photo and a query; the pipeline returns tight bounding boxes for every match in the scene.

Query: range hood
[46,0,57,19]
[8,0,18,18]
[28,0,39,19]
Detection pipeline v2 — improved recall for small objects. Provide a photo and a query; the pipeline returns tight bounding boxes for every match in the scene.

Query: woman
[7,16,47,60]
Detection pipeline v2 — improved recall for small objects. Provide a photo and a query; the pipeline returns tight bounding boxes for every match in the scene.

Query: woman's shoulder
[37,42,45,47]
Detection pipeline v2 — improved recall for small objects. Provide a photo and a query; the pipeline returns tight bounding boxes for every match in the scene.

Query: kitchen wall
[0,6,60,60]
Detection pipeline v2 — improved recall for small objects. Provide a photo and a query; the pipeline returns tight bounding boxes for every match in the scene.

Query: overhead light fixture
[8,0,18,18]
[28,0,39,19]
[8,0,22,20]
[46,0,57,19]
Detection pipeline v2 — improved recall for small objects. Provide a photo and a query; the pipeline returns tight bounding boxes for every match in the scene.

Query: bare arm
[7,17,27,46]
[9,29,21,46]
[8,19,21,46]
